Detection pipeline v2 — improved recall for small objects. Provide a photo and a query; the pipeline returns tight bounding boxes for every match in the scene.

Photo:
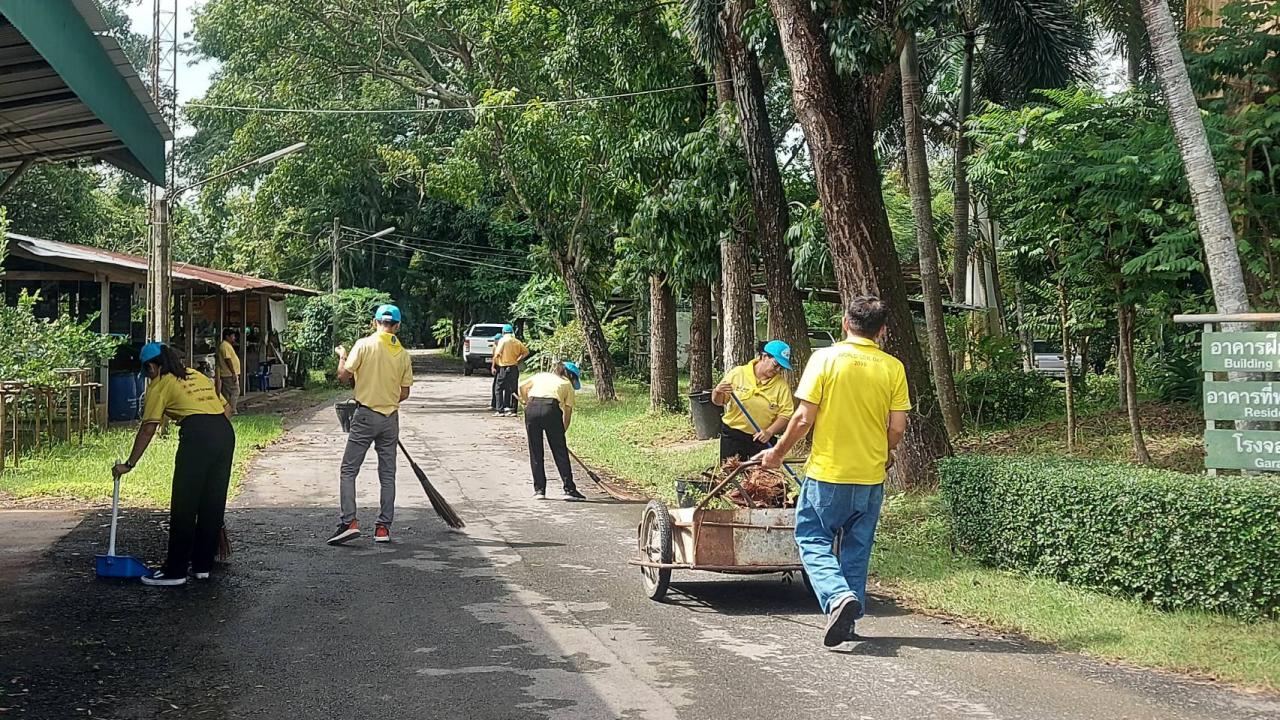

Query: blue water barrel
[108,373,140,421]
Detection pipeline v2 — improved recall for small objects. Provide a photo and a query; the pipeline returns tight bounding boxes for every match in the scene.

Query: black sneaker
[326,520,360,545]
[823,594,861,648]
[141,571,187,587]
[562,489,587,502]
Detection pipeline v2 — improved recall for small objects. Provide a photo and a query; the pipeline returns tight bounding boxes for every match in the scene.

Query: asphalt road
[3,355,1278,719]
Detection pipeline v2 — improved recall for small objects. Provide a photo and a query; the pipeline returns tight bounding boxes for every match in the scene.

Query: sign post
[1173,313,1280,475]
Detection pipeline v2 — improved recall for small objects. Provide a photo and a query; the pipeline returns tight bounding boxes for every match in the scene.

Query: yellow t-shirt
[217,340,241,378]
[521,372,575,409]
[720,359,793,435]
[346,330,414,416]
[141,370,228,423]
[493,335,528,367]
[796,337,912,484]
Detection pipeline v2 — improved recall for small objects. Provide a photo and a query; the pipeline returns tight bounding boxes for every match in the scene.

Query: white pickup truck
[462,323,506,376]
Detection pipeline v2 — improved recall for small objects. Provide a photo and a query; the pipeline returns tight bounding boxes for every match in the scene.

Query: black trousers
[525,398,577,494]
[495,365,520,411]
[166,414,236,576]
[719,423,768,462]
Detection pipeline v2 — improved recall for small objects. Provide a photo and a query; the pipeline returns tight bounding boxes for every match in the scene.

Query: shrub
[953,368,1056,426]
[939,454,1280,618]
[528,317,630,374]
[283,287,394,371]
[0,291,121,387]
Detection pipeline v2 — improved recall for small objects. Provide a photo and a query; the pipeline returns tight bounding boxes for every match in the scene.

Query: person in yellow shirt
[112,342,233,587]
[518,361,586,501]
[328,304,414,546]
[710,340,794,461]
[760,296,910,648]
[491,324,528,417]
[216,328,241,415]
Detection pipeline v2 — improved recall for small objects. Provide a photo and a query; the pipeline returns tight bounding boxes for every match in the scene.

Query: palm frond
[680,0,727,69]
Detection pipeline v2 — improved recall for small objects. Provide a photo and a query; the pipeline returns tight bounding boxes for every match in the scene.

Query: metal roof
[6,232,319,296]
[0,1,172,184]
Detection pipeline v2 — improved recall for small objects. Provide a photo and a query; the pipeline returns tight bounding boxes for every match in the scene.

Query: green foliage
[528,317,630,373]
[1141,350,1202,407]
[0,292,122,388]
[954,369,1057,426]
[940,455,1280,618]
[431,318,455,350]
[283,288,394,372]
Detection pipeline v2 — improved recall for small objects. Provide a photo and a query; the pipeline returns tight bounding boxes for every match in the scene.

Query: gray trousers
[219,376,239,415]
[339,406,399,525]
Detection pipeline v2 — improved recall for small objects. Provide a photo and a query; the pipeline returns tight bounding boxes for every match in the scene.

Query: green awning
[0,0,172,185]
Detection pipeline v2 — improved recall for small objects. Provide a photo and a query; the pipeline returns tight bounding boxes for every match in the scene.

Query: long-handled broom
[566,447,647,502]
[397,441,465,529]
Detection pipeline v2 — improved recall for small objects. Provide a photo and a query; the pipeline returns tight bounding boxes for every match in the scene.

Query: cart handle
[695,459,761,512]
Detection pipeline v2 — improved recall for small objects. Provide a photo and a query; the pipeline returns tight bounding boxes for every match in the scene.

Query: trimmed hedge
[939,455,1280,619]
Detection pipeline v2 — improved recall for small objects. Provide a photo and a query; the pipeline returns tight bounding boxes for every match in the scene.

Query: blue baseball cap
[139,341,164,364]
[562,361,582,390]
[373,304,401,323]
[502,324,514,333]
[762,339,793,370]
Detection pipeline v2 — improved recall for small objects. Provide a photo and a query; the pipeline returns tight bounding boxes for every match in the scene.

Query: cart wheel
[638,500,673,601]
[463,364,474,376]
[800,568,815,599]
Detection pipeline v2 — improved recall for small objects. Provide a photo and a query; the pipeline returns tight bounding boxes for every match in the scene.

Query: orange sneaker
[326,520,360,545]
[374,523,391,543]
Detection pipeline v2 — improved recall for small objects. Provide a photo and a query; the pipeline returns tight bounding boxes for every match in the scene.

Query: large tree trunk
[1013,277,1033,371]
[901,35,964,440]
[712,281,725,371]
[552,249,617,401]
[714,61,758,370]
[649,274,680,411]
[689,282,714,393]
[769,0,952,489]
[1116,302,1151,464]
[1140,0,1251,320]
[723,0,810,378]
[951,32,976,301]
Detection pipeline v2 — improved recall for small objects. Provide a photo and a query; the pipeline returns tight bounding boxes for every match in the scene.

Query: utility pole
[331,217,341,294]
[146,0,178,342]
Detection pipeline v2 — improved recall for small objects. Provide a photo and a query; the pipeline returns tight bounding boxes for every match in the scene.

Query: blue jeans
[794,480,884,616]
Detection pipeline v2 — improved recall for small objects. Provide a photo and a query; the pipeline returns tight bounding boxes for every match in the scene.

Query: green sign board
[1202,381,1280,421]
[1205,429,1280,471]
[1201,331,1280,372]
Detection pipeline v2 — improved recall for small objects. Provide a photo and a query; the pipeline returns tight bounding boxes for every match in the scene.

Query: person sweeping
[112,342,234,587]
[518,361,587,501]
[328,304,414,546]
[491,324,528,416]
[710,340,795,461]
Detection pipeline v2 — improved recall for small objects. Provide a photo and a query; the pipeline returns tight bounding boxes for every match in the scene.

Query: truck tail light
[464,339,471,353]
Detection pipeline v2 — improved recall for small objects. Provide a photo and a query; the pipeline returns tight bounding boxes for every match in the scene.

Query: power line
[359,242,531,277]
[364,236,533,275]
[185,79,724,116]
[342,225,530,260]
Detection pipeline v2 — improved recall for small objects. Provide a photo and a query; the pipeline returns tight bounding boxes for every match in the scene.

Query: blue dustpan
[95,467,152,579]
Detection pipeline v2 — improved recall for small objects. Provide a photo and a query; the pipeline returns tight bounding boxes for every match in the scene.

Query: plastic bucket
[334,400,358,432]
[108,373,140,421]
[688,390,722,441]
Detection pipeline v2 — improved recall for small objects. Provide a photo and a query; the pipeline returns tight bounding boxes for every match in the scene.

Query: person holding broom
[710,340,794,461]
[112,342,234,587]
[518,361,587,501]
[491,324,528,416]
[328,304,414,546]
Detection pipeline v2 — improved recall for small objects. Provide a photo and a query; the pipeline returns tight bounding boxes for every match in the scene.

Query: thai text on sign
[1201,332,1280,372]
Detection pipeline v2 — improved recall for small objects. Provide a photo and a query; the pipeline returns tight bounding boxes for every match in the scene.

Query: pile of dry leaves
[721,458,796,508]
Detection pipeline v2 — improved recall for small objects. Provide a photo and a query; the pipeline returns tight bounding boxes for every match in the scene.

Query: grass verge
[0,413,285,507]
[568,385,1280,691]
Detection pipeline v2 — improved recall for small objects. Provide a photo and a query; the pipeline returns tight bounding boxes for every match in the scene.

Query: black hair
[552,361,570,379]
[845,295,889,338]
[145,344,192,380]
[223,327,238,340]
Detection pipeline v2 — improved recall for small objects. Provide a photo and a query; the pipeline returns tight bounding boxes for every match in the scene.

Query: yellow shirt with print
[347,330,414,416]
[720,359,794,435]
[521,372,575,409]
[796,337,912,484]
[493,335,528,367]
[142,370,227,424]
[217,340,241,378]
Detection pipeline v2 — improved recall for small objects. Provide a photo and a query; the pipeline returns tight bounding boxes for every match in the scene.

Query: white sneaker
[532,491,546,500]
[194,572,211,580]
[141,571,187,587]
